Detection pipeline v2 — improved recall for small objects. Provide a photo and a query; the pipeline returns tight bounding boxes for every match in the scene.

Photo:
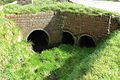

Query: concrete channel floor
[70,0,120,13]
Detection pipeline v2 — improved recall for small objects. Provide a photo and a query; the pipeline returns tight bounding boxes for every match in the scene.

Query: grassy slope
[55,30,120,80]
[0,15,119,79]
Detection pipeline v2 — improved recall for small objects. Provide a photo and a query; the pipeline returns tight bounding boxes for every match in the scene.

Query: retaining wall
[6,12,63,46]
[60,12,119,44]
[6,12,120,46]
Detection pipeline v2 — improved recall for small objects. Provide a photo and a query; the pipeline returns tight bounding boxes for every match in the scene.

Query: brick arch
[27,29,50,53]
[62,31,75,45]
[79,34,96,47]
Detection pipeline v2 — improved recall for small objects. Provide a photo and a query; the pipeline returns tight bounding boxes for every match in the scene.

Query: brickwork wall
[6,12,120,46]
[60,12,119,44]
[6,12,63,45]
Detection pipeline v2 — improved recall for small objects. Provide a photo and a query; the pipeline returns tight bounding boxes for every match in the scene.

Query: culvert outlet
[27,30,49,53]
[79,35,96,47]
[62,32,75,45]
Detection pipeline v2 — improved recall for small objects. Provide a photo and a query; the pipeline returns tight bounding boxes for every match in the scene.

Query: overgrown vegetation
[0,15,120,79]
[3,1,120,16]
[0,0,120,80]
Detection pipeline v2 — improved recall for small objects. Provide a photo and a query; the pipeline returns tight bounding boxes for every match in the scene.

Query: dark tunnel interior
[79,35,96,48]
[27,30,49,53]
[62,32,74,45]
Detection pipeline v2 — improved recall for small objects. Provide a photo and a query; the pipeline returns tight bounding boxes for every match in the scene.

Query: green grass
[0,1,120,79]
[0,0,15,5]
[0,16,120,80]
[3,2,120,16]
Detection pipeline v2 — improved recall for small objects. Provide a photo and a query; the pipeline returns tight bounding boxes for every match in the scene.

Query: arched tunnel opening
[27,30,49,53]
[79,35,96,48]
[62,32,75,45]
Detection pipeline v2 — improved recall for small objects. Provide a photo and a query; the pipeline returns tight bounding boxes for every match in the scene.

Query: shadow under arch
[79,34,96,48]
[27,29,49,53]
[62,31,75,45]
